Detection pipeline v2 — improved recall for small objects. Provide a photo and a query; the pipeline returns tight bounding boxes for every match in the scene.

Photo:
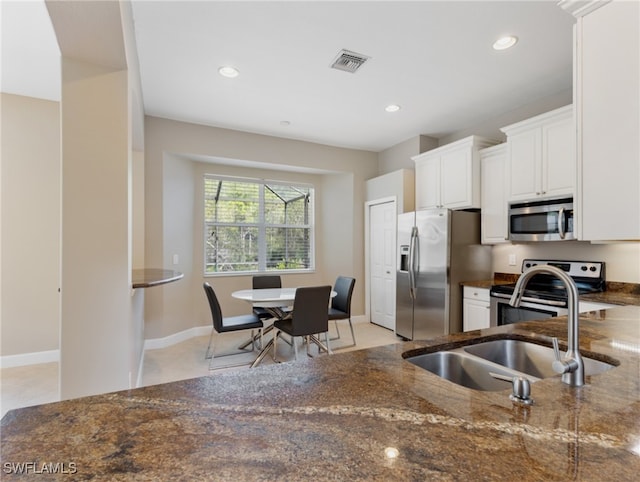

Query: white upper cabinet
[501,105,575,203]
[480,144,508,244]
[562,0,640,241]
[415,155,441,210]
[413,136,498,210]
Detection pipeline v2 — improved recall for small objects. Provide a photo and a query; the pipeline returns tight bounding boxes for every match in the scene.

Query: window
[204,175,314,274]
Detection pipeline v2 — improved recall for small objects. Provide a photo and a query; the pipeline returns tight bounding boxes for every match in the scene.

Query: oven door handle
[490,293,567,307]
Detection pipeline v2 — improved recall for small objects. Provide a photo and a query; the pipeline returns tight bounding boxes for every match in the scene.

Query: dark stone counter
[2,306,640,480]
[132,268,183,289]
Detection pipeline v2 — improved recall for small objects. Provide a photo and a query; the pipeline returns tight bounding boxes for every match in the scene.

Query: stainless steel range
[490,259,605,327]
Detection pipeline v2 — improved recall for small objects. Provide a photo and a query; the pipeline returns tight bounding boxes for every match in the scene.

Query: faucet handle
[552,337,561,360]
[551,337,567,374]
[551,337,578,375]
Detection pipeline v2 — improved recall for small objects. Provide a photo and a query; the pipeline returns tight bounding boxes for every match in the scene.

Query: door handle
[558,208,566,239]
[409,227,418,299]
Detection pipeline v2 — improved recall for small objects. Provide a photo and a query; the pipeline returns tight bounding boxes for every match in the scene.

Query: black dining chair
[328,276,356,348]
[272,285,332,362]
[252,275,282,320]
[203,282,264,369]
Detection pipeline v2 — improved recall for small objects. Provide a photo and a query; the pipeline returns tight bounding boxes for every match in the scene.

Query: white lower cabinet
[463,286,490,332]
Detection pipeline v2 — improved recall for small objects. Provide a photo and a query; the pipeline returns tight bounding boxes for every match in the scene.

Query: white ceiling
[2,1,576,152]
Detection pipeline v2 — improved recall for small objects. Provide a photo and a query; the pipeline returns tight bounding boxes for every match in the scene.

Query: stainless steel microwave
[508,197,574,242]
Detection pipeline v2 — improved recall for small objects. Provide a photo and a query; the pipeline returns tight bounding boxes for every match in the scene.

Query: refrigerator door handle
[409,226,418,299]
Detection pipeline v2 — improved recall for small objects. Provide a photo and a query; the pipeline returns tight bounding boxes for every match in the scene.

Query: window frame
[203,174,316,276]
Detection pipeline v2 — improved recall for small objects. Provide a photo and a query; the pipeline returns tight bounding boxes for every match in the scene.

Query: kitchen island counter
[2,307,640,480]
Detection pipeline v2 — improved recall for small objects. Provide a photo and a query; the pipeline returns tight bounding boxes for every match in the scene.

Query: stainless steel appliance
[490,259,605,326]
[508,196,574,242]
[396,209,492,340]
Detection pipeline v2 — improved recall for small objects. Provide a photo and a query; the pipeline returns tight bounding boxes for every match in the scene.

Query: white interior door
[369,201,396,330]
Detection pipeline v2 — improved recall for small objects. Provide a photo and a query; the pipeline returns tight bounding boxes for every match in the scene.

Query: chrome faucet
[509,265,585,387]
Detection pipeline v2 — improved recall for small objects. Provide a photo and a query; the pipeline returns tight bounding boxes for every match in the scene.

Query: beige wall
[492,241,640,283]
[377,135,438,175]
[58,59,133,399]
[0,93,61,357]
[365,169,415,214]
[376,91,574,176]
[132,150,145,269]
[439,89,573,145]
[144,116,378,340]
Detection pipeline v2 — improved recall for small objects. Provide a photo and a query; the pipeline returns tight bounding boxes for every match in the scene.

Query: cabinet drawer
[463,286,490,302]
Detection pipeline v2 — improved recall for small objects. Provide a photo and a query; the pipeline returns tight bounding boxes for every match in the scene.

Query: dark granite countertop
[2,306,640,480]
[461,275,640,308]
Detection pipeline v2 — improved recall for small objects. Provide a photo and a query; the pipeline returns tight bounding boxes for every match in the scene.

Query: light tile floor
[1,320,400,419]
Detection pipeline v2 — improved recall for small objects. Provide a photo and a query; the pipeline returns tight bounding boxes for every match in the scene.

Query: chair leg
[325,331,332,354]
[330,320,341,341]
[205,327,215,359]
[329,318,356,349]
[347,318,356,346]
[308,334,331,356]
[273,330,279,362]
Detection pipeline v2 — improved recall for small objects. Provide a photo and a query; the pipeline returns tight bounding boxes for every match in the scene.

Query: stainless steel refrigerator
[396,209,491,340]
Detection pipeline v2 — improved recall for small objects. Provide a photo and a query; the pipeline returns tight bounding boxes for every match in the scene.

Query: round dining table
[231,287,336,367]
[231,287,300,307]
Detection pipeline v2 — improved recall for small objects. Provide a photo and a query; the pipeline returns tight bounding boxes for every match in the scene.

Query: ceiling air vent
[330,49,370,74]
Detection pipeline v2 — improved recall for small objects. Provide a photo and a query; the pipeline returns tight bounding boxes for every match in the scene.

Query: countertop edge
[132,269,184,289]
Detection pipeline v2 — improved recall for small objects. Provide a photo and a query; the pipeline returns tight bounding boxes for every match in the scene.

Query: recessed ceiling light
[218,66,239,78]
[385,104,401,113]
[493,36,518,51]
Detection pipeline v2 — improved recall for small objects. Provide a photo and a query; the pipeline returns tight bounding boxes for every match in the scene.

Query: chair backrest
[252,275,282,289]
[290,285,332,336]
[203,282,224,332]
[331,276,356,315]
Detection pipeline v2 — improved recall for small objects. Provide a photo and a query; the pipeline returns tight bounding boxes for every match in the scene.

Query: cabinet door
[463,298,490,332]
[542,116,574,198]
[508,129,541,201]
[440,148,472,209]
[480,146,508,244]
[579,0,639,240]
[415,156,440,209]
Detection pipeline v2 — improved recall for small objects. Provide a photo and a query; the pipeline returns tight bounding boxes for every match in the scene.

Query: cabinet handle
[536,192,541,195]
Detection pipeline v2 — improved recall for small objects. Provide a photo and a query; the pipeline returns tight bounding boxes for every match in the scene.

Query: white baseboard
[144,316,369,350]
[1,317,371,369]
[0,349,60,369]
[143,325,211,351]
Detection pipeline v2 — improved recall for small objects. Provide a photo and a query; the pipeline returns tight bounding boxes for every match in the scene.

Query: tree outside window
[204,176,314,274]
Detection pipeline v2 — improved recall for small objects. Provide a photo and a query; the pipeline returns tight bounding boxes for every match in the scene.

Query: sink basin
[406,351,528,391]
[464,339,616,378]
[405,338,617,391]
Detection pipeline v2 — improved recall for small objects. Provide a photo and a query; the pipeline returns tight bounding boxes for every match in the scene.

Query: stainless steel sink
[464,339,615,378]
[406,350,533,391]
[405,338,617,391]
